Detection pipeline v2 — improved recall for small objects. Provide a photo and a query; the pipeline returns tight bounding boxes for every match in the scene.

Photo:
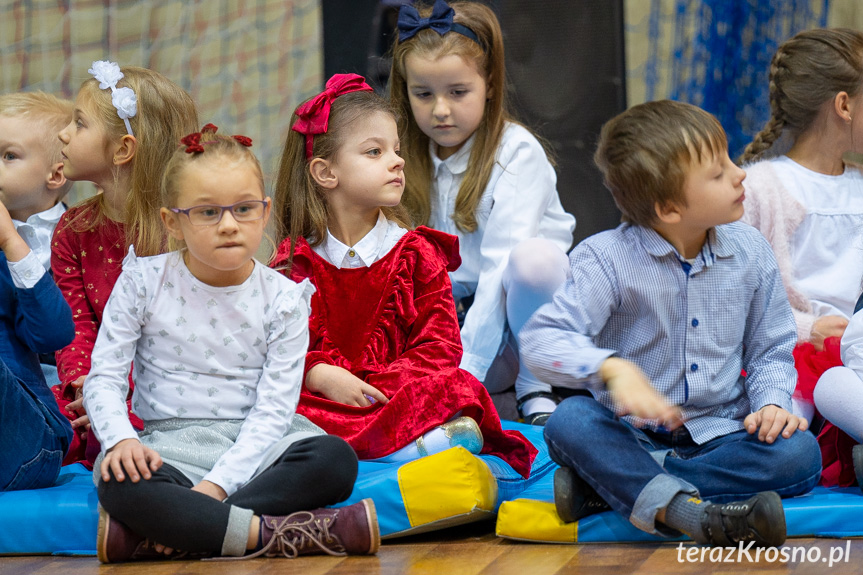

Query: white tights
[373,411,465,463]
[495,238,570,414]
[813,366,863,443]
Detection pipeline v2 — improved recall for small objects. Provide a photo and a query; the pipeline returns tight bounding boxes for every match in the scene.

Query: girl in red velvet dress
[52,61,198,466]
[271,74,535,477]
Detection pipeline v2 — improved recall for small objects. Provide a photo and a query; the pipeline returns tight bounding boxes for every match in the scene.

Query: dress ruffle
[273,227,536,478]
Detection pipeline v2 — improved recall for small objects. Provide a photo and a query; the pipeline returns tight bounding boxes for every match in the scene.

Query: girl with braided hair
[740,28,863,487]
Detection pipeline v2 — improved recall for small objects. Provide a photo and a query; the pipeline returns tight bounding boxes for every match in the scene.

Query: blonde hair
[741,28,863,164]
[67,66,199,257]
[0,91,73,165]
[161,126,265,252]
[390,1,516,233]
[273,90,410,271]
[594,100,727,227]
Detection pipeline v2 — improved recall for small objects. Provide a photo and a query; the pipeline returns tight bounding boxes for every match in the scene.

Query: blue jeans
[544,395,822,535]
[0,359,66,491]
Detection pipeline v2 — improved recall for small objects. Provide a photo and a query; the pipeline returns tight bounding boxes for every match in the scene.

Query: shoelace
[707,503,755,544]
[242,512,346,559]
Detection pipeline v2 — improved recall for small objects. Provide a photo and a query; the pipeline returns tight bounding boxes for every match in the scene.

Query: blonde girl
[272,73,536,477]
[87,126,377,562]
[52,62,199,465]
[390,0,576,424]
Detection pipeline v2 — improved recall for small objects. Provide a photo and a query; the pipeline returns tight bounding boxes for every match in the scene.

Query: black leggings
[98,435,357,552]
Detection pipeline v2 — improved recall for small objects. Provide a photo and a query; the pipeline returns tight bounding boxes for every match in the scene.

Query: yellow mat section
[398,447,497,528]
[496,499,578,543]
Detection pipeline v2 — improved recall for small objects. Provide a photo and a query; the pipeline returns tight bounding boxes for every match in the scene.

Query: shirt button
[348,250,356,257]
[691,318,698,327]
[690,363,698,372]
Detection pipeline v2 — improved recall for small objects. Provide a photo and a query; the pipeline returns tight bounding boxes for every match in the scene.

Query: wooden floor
[2,521,861,575]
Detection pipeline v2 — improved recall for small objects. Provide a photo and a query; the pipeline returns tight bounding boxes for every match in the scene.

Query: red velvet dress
[794,337,855,486]
[273,227,536,478]
[51,204,142,467]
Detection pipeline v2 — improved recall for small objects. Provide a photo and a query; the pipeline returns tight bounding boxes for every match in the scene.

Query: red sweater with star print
[51,203,142,466]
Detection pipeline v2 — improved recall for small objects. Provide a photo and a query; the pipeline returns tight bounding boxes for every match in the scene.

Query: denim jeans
[0,359,66,491]
[544,395,822,535]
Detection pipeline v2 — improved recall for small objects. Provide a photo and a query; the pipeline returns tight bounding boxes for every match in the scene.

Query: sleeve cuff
[749,388,793,414]
[7,250,45,289]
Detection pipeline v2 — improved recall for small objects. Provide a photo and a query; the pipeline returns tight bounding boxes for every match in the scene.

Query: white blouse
[83,249,314,495]
[429,122,575,380]
[772,156,863,319]
[312,211,408,268]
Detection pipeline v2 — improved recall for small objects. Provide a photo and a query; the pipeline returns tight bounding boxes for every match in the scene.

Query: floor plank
[1,523,860,575]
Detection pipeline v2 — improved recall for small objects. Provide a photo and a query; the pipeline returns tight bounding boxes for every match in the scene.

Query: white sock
[521,396,558,416]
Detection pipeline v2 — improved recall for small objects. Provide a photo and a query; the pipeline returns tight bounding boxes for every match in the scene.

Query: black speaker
[323,0,626,244]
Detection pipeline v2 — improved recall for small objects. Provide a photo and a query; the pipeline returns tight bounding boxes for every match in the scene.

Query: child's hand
[66,376,91,433]
[0,202,30,261]
[306,363,389,407]
[191,480,227,502]
[744,405,808,443]
[810,315,849,350]
[101,438,162,483]
[600,357,683,429]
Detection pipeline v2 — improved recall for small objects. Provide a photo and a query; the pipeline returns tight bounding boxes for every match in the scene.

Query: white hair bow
[88,60,137,137]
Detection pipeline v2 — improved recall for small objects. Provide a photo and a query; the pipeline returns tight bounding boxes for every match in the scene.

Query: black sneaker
[699,492,786,547]
[853,444,863,493]
[553,467,611,523]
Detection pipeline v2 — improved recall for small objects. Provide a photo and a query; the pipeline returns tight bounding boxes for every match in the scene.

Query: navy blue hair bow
[397,0,483,48]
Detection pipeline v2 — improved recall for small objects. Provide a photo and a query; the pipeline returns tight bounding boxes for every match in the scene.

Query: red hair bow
[180,132,204,153]
[180,124,253,154]
[291,73,373,159]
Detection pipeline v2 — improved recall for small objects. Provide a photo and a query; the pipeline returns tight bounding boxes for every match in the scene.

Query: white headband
[88,60,137,137]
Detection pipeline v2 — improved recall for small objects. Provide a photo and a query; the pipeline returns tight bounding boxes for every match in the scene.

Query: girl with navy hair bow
[389,0,576,425]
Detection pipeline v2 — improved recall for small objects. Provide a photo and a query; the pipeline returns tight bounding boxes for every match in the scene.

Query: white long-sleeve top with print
[83,248,314,496]
[429,122,576,381]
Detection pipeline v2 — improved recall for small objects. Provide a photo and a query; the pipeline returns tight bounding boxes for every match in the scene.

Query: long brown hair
[390,1,515,233]
[66,66,199,257]
[741,28,863,164]
[273,90,410,271]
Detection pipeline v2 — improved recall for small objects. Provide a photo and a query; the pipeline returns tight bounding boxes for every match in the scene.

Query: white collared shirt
[13,203,66,271]
[313,211,408,268]
[430,122,576,381]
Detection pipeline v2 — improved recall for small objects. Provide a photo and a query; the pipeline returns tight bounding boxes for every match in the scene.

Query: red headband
[180,123,253,154]
[291,73,374,160]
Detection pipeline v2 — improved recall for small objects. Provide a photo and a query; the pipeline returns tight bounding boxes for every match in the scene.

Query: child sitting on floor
[0,198,74,491]
[0,91,73,270]
[520,100,821,547]
[85,126,376,563]
[272,73,535,478]
[53,61,199,466]
[0,91,75,387]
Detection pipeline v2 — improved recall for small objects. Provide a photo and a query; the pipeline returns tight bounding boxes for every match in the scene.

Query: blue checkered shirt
[519,221,797,444]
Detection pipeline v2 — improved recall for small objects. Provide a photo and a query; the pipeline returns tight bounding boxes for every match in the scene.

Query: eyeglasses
[170,199,269,226]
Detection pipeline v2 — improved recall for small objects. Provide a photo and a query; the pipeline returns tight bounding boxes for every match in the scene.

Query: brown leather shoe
[97,506,162,563]
[97,506,207,563]
[250,498,380,558]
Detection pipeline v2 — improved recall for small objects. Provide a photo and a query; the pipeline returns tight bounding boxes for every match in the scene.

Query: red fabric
[793,338,842,403]
[792,338,857,487]
[51,204,142,467]
[291,73,373,159]
[273,227,537,478]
